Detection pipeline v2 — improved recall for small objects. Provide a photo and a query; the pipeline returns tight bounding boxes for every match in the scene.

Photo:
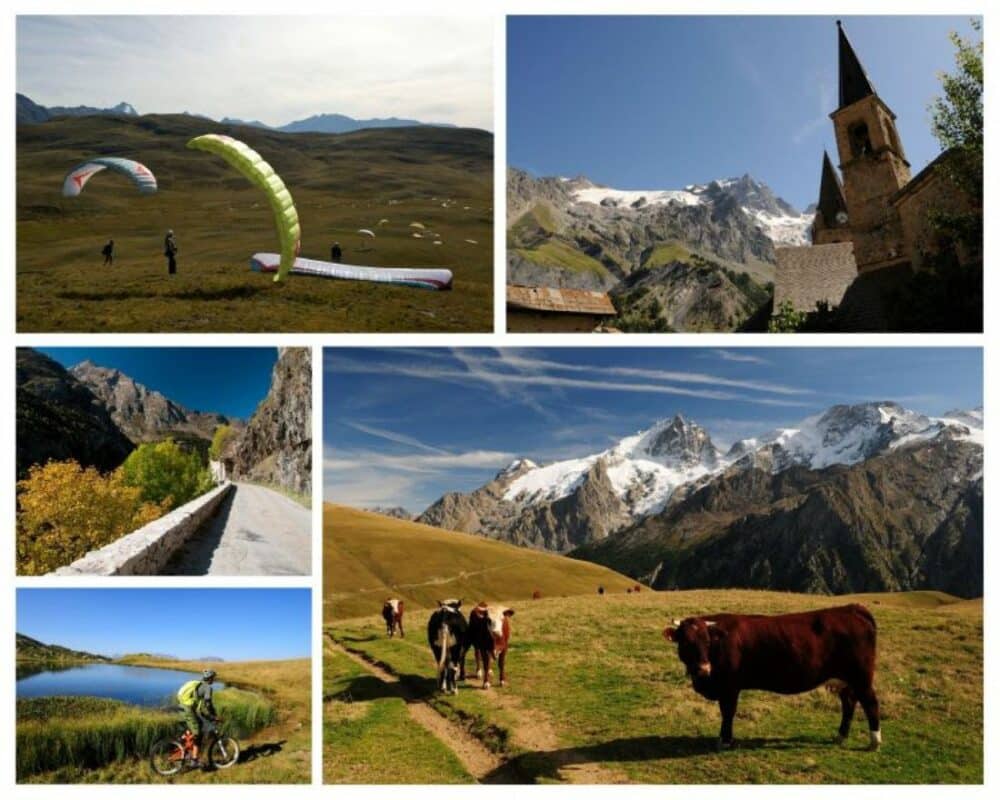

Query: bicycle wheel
[210,736,240,769]
[150,738,186,776]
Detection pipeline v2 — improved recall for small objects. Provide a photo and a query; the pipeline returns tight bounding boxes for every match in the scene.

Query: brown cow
[466,603,514,689]
[381,598,404,638]
[664,604,881,751]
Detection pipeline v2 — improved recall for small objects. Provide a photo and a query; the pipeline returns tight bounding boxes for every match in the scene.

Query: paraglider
[357,229,376,238]
[186,134,300,283]
[250,253,452,290]
[377,218,389,226]
[62,157,157,197]
[409,222,425,229]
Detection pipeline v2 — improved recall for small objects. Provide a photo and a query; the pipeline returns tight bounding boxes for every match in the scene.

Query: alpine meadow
[323,346,983,784]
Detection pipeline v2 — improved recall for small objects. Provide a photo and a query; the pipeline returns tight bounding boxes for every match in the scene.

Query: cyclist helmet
[202,669,217,681]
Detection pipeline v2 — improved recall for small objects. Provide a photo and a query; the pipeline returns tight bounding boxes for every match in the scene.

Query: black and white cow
[427,599,468,695]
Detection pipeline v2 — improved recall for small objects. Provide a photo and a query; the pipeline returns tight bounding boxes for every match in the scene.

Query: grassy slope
[324,505,637,621]
[17,115,493,332]
[16,633,108,664]
[327,590,982,784]
[324,645,471,784]
[641,241,698,268]
[511,240,611,279]
[21,657,311,784]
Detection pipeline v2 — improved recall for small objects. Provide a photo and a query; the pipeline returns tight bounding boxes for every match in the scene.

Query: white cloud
[324,351,814,408]
[711,349,771,366]
[341,421,449,455]
[17,16,493,129]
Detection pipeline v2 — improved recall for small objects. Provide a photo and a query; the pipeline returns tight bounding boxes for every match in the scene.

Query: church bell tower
[829,20,910,270]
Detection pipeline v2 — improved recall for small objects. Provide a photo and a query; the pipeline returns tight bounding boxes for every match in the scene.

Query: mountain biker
[177,669,219,766]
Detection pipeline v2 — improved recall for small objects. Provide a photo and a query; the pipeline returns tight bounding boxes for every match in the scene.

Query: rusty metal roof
[507,285,616,315]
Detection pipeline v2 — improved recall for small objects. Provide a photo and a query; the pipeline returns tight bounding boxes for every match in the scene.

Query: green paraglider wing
[186,134,300,283]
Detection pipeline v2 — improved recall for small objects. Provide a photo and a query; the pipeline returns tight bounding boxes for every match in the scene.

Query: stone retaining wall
[51,483,234,576]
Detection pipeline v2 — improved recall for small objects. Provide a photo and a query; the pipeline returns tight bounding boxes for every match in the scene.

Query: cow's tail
[437,622,450,674]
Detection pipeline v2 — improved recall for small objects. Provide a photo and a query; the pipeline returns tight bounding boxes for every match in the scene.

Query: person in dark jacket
[164,230,178,275]
[330,241,342,263]
[102,239,114,266]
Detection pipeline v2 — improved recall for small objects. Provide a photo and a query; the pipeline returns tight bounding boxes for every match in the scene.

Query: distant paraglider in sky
[250,253,452,290]
[357,229,376,238]
[186,134,300,283]
[62,157,158,197]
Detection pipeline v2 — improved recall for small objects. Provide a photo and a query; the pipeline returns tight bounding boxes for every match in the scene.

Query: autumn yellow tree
[17,461,166,575]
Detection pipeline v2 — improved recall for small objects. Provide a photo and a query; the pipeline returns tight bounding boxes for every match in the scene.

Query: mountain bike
[149,718,240,776]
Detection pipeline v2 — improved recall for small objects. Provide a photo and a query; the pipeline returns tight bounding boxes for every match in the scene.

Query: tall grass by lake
[17,688,276,780]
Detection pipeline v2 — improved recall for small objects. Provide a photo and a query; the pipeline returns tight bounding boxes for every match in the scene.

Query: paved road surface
[163,483,311,575]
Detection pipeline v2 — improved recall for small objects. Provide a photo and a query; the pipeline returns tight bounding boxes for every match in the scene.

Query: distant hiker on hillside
[330,241,342,263]
[164,230,178,275]
[102,239,114,266]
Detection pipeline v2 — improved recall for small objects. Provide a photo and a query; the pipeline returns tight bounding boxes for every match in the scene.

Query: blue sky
[16,589,311,661]
[508,15,980,209]
[37,347,276,419]
[17,16,492,129]
[324,347,982,512]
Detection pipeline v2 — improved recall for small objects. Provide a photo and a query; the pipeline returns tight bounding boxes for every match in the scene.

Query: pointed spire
[817,150,848,227]
[836,20,876,109]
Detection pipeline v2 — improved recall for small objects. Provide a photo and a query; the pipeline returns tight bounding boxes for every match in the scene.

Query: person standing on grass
[164,229,178,275]
[330,241,342,263]
[102,238,114,266]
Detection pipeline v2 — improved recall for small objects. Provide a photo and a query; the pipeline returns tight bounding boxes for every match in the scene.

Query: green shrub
[120,439,215,510]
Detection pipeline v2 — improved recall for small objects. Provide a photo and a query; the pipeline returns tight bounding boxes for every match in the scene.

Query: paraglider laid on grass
[54,137,460,296]
[250,253,453,291]
[62,157,158,197]
[186,134,300,283]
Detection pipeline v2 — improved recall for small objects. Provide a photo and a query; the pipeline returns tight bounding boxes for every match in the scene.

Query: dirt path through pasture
[327,637,502,781]
[328,634,625,784]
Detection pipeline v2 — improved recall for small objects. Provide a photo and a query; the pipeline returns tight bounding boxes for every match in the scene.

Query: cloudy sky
[18,15,493,129]
[324,347,983,512]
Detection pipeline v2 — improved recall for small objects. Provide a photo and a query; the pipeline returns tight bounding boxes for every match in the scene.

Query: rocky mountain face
[225,348,312,495]
[418,403,983,595]
[366,506,414,520]
[573,438,983,598]
[70,360,232,445]
[507,168,811,331]
[16,349,134,479]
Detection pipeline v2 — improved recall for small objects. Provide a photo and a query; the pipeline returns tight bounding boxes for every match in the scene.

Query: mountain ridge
[16,93,462,133]
[507,166,810,331]
[417,401,983,552]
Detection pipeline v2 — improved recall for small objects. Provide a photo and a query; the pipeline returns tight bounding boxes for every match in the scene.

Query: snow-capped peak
[497,458,538,479]
[501,402,982,522]
[567,173,812,246]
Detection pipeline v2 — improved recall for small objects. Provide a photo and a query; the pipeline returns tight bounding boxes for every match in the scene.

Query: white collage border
[2,0,993,797]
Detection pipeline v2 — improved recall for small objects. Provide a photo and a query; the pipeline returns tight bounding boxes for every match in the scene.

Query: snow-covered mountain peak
[566,173,812,246]
[613,414,720,467]
[500,402,982,523]
[496,458,538,480]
